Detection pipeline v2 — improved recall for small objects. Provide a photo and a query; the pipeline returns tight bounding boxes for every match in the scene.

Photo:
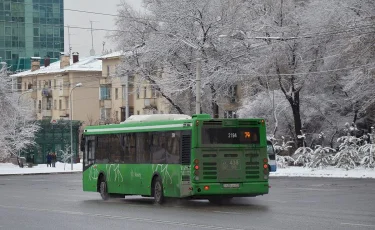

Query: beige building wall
[99,55,135,123]
[133,76,171,115]
[15,57,102,127]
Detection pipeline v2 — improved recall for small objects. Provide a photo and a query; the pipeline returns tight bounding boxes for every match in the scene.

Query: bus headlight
[195,176,199,181]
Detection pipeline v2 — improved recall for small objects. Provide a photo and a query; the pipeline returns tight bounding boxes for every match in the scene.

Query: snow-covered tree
[308,132,336,168]
[0,63,40,165]
[358,127,375,168]
[113,0,253,116]
[59,144,72,170]
[333,123,362,169]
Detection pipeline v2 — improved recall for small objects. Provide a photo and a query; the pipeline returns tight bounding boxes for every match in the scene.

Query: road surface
[0,174,374,230]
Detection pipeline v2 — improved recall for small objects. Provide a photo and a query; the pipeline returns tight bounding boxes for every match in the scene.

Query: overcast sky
[64,0,144,57]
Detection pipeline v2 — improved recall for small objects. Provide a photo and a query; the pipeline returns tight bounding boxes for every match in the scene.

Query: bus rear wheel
[153,177,165,204]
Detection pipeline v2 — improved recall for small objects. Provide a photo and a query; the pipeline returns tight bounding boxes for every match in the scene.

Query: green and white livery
[82,114,270,204]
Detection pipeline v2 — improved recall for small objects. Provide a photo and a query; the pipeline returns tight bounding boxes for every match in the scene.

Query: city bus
[82,113,270,204]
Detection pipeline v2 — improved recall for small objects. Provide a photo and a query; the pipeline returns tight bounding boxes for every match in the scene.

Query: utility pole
[125,74,129,119]
[89,21,96,56]
[196,57,201,115]
[68,26,72,57]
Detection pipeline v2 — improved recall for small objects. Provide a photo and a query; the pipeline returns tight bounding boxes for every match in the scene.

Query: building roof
[10,56,102,78]
[99,47,146,60]
[99,51,126,60]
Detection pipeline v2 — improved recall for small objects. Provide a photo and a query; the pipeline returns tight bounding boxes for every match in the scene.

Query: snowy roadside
[270,166,375,179]
[0,162,82,175]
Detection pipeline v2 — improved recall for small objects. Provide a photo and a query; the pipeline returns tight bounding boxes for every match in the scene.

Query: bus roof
[121,114,192,123]
[83,114,265,135]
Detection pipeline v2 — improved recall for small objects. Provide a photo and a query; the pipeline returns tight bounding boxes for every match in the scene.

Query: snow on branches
[0,63,40,163]
[276,125,375,170]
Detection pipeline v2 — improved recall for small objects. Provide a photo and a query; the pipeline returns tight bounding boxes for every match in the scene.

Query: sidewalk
[0,162,82,176]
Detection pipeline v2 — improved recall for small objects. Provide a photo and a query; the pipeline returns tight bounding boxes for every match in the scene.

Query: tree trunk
[290,91,303,147]
[210,84,219,118]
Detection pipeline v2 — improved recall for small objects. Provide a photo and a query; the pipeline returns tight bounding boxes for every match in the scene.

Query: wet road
[0,173,374,230]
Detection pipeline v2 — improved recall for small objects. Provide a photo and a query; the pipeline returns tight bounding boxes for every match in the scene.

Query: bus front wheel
[153,177,165,204]
[99,179,110,200]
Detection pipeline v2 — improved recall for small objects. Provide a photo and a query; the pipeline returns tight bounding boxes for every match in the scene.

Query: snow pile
[0,162,82,175]
[270,166,375,178]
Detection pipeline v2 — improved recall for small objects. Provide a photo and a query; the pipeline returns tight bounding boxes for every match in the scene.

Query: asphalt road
[0,174,374,230]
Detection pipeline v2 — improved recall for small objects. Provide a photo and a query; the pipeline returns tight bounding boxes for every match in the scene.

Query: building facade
[0,0,64,73]
[98,51,171,123]
[11,53,102,126]
[98,51,135,124]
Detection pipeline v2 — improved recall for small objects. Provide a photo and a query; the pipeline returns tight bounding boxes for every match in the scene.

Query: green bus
[82,114,270,204]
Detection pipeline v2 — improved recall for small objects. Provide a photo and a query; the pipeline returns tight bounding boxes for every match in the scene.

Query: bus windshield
[201,127,260,144]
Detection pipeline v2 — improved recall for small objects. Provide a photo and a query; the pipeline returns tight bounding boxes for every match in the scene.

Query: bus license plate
[223,183,240,188]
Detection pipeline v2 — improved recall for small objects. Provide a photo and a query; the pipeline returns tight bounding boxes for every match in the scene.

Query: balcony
[41,88,52,97]
[99,99,112,109]
[143,98,157,109]
[59,109,68,117]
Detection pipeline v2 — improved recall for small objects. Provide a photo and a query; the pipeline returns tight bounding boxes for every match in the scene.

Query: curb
[0,171,82,176]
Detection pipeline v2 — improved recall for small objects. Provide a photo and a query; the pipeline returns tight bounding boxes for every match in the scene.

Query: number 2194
[228,133,237,138]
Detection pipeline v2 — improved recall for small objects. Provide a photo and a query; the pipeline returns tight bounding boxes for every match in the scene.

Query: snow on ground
[0,162,82,175]
[271,166,375,179]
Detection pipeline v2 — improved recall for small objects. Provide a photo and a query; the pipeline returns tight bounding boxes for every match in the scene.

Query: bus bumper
[189,181,269,198]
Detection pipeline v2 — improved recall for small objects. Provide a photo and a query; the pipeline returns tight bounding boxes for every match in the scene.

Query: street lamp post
[70,83,82,170]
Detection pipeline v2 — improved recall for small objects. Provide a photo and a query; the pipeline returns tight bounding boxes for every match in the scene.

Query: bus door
[267,141,277,172]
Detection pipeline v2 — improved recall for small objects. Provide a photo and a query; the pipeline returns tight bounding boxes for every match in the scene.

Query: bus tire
[99,178,110,200]
[153,177,165,204]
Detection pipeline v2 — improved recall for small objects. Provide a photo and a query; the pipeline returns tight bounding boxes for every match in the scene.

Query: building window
[46,98,52,110]
[144,87,147,98]
[59,100,62,110]
[38,100,41,111]
[115,88,118,100]
[107,65,110,77]
[137,110,140,115]
[54,100,57,110]
[151,86,157,98]
[100,85,111,100]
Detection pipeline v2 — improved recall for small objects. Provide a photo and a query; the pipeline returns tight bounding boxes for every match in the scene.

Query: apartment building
[99,51,171,122]
[98,51,134,124]
[11,52,102,125]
